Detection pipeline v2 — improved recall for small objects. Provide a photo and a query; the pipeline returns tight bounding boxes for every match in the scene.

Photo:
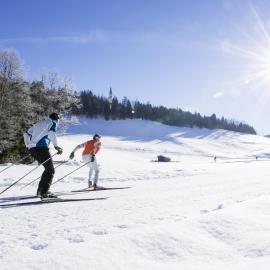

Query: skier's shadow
[0,195,36,203]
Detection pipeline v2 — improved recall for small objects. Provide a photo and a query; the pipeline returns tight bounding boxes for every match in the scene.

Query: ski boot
[88,181,93,188]
[40,191,58,200]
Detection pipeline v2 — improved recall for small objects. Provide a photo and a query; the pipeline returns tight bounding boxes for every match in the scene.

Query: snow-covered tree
[0,48,24,80]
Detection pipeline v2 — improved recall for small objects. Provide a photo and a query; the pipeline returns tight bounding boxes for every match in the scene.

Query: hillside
[61,117,269,160]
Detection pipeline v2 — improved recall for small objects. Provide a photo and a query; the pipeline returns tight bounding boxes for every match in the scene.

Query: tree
[0,48,24,80]
[0,49,25,114]
[41,71,73,92]
[110,97,120,120]
[43,71,59,90]
[0,79,33,162]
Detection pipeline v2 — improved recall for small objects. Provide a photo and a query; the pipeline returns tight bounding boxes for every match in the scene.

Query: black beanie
[49,112,60,121]
[93,134,101,139]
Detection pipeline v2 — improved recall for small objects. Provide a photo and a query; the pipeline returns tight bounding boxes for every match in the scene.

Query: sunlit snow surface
[1,118,270,270]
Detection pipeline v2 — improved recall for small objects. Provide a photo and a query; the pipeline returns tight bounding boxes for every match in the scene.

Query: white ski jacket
[23,118,58,149]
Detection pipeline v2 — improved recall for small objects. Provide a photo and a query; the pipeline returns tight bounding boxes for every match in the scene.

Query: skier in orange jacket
[69,134,101,189]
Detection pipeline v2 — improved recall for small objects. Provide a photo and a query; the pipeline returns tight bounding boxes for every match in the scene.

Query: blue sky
[1,0,270,134]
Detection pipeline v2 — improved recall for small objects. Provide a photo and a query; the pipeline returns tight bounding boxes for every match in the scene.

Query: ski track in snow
[1,118,270,270]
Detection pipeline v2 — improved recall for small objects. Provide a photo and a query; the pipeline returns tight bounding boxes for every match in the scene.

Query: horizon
[1,0,270,134]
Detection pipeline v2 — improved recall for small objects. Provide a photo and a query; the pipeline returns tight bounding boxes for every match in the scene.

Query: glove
[55,146,63,155]
[69,152,75,160]
[91,155,95,162]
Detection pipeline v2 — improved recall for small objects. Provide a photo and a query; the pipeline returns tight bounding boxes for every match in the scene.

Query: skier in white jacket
[24,113,63,198]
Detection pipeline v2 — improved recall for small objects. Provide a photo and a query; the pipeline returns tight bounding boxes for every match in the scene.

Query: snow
[1,118,270,269]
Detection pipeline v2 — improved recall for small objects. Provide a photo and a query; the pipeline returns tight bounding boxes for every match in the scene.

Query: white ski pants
[82,155,100,184]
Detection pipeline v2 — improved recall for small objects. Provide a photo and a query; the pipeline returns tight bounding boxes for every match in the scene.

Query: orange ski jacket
[82,139,101,155]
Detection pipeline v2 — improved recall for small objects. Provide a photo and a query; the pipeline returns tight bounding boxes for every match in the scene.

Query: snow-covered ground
[1,118,270,270]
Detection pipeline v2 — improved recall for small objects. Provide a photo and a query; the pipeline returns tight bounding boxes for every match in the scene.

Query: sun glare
[221,4,270,106]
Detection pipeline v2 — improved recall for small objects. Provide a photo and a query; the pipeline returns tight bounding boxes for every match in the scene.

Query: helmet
[93,134,101,139]
[49,112,60,121]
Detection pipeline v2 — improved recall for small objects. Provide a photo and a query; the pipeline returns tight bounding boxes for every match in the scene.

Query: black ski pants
[29,147,55,195]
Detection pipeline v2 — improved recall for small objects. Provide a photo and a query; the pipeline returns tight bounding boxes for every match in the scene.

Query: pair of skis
[0,197,108,208]
[71,186,131,193]
[0,186,130,208]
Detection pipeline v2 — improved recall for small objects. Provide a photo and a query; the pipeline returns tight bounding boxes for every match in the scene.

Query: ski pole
[21,159,69,190]
[0,153,58,196]
[51,159,92,186]
[0,154,31,175]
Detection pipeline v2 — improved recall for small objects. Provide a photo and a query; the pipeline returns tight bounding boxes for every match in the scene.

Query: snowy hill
[1,118,270,270]
[62,117,270,160]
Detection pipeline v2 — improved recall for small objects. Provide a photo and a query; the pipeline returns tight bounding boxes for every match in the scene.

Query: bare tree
[48,71,59,90]
[41,71,73,92]
[40,71,58,90]
[0,49,24,114]
[62,76,73,92]
[0,48,24,80]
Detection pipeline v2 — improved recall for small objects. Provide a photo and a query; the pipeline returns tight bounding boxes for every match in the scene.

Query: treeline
[75,90,256,135]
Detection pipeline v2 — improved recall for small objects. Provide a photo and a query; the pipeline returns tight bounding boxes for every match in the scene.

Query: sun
[221,4,270,105]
